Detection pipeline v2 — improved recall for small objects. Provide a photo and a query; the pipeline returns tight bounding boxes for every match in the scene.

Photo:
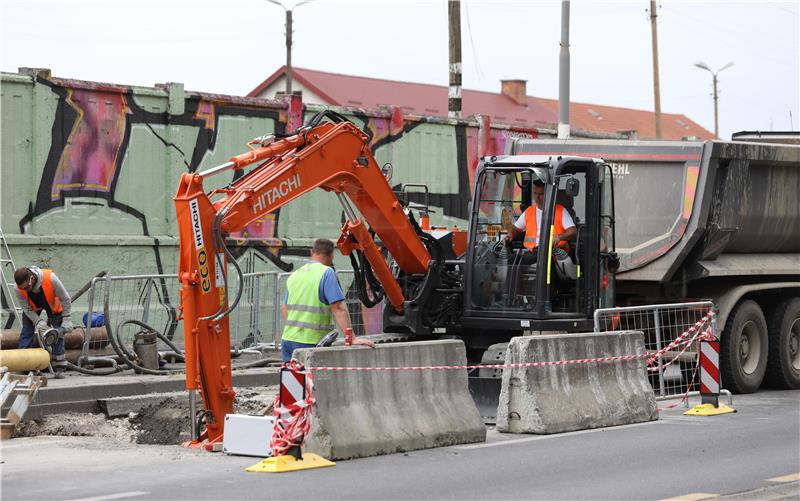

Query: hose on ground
[65,360,122,376]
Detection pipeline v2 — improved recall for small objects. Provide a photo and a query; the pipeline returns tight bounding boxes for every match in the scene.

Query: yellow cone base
[684,403,736,416]
[246,453,335,473]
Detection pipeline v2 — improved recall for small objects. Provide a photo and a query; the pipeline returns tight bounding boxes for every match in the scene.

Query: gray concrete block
[98,393,191,418]
[496,331,658,434]
[293,339,486,460]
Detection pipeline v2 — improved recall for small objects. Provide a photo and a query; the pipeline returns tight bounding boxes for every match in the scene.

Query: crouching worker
[14,266,74,378]
[281,238,375,363]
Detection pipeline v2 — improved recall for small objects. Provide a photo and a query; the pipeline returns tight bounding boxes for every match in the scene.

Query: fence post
[80,277,99,366]
[253,274,262,347]
[273,274,289,347]
[653,307,665,397]
[141,278,154,326]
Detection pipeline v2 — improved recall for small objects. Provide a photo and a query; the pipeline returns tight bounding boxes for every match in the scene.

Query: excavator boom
[174,112,433,445]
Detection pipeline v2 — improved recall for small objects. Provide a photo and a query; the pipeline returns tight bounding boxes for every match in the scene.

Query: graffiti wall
[0,69,539,333]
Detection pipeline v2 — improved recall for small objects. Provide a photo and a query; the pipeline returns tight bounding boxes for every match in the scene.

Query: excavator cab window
[464,158,604,327]
[467,166,548,313]
[551,172,587,313]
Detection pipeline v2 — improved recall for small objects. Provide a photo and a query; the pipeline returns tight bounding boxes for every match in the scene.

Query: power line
[463,0,484,81]
[668,4,798,53]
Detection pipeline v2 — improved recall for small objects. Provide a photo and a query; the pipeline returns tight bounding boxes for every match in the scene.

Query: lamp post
[694,61,734,139]
[266,0,311,98]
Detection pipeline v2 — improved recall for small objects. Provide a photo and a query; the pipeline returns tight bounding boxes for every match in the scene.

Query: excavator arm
[174,111,432,445]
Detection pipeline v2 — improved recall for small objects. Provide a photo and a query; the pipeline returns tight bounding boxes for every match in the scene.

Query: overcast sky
[2,0,798,139]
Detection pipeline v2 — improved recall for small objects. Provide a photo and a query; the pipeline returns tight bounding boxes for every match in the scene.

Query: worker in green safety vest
[281,238,375,362]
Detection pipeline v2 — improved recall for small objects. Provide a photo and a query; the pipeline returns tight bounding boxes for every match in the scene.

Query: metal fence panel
[79,268,386,367]
[593,301,715,398]
[81,271,282,365]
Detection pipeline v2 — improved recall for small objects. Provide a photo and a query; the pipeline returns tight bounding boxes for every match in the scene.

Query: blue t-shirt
[284,263,346,305]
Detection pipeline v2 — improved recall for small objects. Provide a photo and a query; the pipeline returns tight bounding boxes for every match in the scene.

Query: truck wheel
[720,299,768,393]
[764,298,800,389]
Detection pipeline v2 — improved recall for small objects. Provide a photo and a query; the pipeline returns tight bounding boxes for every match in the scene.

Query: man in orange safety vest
[15,266,73,377]
[504,180,577,252]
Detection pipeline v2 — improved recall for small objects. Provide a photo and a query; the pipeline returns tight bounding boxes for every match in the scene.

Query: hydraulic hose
[199,210,244,323]
[306,109,349,128]
[349,250,385,308]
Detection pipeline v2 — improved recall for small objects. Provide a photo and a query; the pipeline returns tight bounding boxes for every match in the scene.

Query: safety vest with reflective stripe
[18,269,63,314]
[523,204,569,250]
[282,262,335,345]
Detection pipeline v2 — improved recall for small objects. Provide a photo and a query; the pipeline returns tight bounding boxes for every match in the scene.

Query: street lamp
[266,0,312,98]
[694,61,734,139]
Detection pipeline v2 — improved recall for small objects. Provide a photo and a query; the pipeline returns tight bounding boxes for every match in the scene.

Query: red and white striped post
[277,365,306,459]
[699,333,721,406]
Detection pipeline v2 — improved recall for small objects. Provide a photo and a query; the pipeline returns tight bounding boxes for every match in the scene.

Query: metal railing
[593,301,716,399]
[77,268,385,367]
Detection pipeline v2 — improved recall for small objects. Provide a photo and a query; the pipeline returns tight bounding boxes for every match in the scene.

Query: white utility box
[222,414,275,457]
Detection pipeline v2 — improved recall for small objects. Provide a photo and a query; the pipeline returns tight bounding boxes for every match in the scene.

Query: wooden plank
[0,379,19,408]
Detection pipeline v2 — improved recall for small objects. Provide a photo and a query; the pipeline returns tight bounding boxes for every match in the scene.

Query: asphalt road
[2,390,798,500]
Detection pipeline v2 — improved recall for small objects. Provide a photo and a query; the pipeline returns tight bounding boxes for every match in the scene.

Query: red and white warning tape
[294,310,717,373]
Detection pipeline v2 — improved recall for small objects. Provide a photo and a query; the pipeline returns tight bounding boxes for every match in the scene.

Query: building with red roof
[249,66,713,141]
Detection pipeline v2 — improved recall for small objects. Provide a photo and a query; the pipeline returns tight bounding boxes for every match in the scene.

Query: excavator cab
[460,155,614,347]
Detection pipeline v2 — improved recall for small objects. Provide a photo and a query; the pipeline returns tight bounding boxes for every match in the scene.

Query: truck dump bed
[507,138,800,282]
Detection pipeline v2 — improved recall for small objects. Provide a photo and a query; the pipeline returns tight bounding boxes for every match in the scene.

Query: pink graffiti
[229,213,283,250]
[51,89,130,201]
[363,106,404,147]
[194,100,216,130]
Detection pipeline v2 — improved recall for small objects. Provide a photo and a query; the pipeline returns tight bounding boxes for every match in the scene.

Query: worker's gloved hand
[351,336,375,349]
[35,319,48,335]
[61,319,74,332]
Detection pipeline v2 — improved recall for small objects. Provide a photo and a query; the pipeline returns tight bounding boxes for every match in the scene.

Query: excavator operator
[504,180,577,255]
[281,238,375,362]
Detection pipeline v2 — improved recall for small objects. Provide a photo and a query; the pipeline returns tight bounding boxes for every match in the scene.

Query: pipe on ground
[0,348,51,371]
[1,327,109,350]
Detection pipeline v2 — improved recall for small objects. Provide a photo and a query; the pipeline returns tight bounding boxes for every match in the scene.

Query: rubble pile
[16,385,278,445]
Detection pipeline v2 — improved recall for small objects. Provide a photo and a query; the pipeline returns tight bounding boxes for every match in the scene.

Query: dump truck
[505,137,800,394]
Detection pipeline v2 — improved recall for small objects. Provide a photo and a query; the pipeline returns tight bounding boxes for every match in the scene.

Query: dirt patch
[16,385,278,446]
[130,396,192,444]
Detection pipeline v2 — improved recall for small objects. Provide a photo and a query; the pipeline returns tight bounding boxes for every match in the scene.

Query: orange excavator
[174,111,465,446]
[175,110,616,446]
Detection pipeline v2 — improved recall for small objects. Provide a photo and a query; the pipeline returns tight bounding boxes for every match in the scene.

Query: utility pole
[448,0,462,119]
[285,8,293,97]
[267,0,310,98]
[695,61,734,139]
[711,73,719,137]
[649,0,662,139]
[557,0,570,139]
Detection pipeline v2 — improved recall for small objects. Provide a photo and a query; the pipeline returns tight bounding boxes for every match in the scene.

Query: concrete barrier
[293,339,486,460]
[496,331,658,434]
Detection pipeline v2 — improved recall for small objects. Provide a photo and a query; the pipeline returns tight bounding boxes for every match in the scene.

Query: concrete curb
[18,368,280,420]
[295,340,486,460]
[496,331,658,434]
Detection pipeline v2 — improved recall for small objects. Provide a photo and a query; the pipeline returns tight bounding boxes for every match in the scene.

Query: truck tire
[764,298,800,389]
[720,300,768,394]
